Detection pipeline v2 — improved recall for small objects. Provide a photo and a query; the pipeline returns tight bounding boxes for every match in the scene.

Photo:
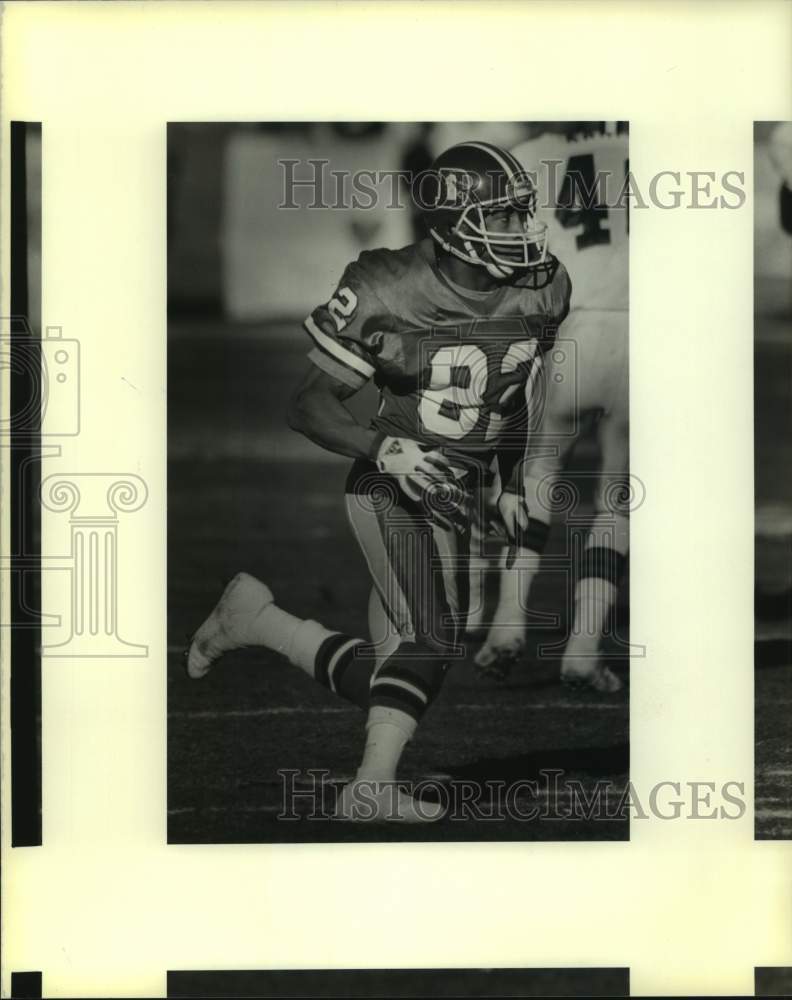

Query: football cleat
[185,572,274,679]
[335,780,445,824]
[561,657,623,694]
[474,629,526,681]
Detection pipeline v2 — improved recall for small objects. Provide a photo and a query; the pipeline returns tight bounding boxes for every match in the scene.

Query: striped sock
[369,647,449,723]
[251,606,384,712]
[312,632,373,710]
[286,624,451,721]
[566,540,627,655]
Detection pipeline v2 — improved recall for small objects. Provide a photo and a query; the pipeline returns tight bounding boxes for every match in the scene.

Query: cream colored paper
[1,2,791,996]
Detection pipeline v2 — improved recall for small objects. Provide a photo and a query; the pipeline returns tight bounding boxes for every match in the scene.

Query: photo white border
[2,2,792,996]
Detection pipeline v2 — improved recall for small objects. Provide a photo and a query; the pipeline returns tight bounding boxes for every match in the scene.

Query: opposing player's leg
[560,311,629,693]
[475,341,578,677]
[561,408,628,693]
[461,499,491,638]
[473,473,557,677]
[477,309,629,686]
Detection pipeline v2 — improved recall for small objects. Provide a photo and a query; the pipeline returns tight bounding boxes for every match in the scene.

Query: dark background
[753,122,792,840]
[167,967,630,998]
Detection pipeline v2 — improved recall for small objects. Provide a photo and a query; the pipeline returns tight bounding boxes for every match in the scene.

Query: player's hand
[374,435,452,500]
[497,489,530,568]
[374,436,469,533]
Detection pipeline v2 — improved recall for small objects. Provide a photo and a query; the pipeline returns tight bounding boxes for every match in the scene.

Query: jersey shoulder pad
[303,256,390,390]
[353,243,425,302]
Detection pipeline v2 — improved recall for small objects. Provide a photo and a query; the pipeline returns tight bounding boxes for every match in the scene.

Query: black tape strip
[10,122,42,848]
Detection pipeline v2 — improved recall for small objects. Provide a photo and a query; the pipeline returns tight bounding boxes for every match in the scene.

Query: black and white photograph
[4,3,792,995]
[754,121,792,839]
[168,121,631,843]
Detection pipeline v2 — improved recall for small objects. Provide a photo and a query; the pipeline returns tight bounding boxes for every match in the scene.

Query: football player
[186,141,571,822]
[473,123,629,693]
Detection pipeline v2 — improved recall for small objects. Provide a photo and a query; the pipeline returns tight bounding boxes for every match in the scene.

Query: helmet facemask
[430,173,549,278]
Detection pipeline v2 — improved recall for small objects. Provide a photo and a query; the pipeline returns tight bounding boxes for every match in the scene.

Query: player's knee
[409,621,457,659]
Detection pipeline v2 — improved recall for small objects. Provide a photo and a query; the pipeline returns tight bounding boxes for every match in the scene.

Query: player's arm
[290,264,387,460]
[292,263,453,490]
[287,364,378,460]
[288,366,453,497]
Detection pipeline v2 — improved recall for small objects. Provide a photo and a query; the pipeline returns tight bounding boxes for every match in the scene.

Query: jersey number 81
[420,340,539,442]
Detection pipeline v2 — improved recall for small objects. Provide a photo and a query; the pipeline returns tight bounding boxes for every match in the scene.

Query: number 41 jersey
[303,239,572,461]
[512,125,628,312]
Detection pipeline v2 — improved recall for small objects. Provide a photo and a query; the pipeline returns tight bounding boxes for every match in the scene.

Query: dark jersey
[304,239,571,460]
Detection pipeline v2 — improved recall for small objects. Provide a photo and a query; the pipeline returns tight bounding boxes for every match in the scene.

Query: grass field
[167,318,630,844]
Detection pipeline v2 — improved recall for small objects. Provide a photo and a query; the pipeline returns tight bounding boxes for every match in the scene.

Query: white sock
[356,706,417,782]
[255,606,335,678]
[465,517,489,632]
[565,512,628,657]
[493,545,542,623]
[566,578,617,657]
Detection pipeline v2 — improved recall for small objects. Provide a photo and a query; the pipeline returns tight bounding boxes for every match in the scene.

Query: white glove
[374,435,452,502]
[497,490,530,566]
[374,435,471,532]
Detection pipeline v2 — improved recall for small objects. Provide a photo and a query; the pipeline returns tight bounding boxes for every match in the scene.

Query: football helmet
[418,141,549,278]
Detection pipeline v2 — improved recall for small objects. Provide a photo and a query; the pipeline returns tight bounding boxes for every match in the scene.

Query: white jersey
[513,125,629,311]
[768,121,792,187]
